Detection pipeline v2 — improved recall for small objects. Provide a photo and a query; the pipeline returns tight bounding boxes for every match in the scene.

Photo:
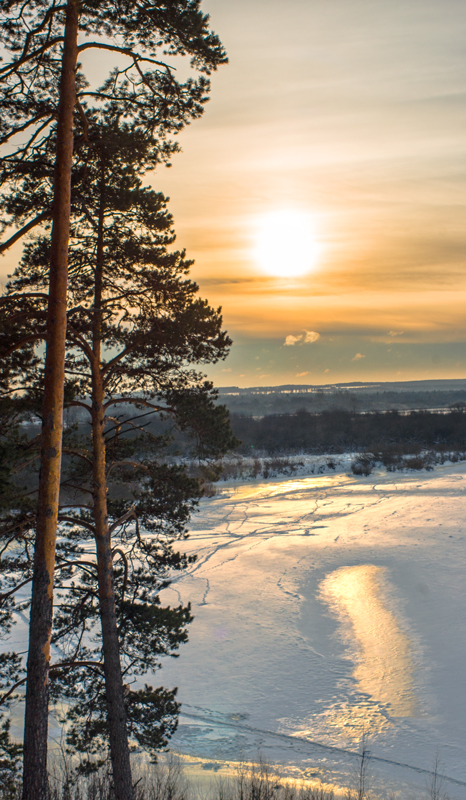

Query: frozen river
[158,463,466,798]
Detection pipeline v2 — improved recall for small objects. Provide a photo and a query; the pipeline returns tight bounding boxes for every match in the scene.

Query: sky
[2,0,466,388]
[154,0,466,387]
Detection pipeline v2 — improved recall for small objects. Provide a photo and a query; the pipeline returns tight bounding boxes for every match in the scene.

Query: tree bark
[22,3,79,799]
[92,166,135,800]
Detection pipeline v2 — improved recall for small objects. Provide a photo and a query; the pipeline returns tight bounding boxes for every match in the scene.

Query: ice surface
[157,464,466,797]
[4,462,466,796]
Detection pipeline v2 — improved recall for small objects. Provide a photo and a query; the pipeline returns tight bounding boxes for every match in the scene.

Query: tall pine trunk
[22,3,79,798]
[91,168,134,800]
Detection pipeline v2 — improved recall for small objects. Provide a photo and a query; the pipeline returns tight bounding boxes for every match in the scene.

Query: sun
[253,209,321,278]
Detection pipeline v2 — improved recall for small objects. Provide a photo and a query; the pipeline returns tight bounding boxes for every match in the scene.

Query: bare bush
[427,753,449,800]
[351,454,374,476]
[215,761,334,800]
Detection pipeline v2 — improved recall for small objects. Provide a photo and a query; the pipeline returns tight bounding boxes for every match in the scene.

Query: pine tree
[0,3,226,797]
[1,117,235,793]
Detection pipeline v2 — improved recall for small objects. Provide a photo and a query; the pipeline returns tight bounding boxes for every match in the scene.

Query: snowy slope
[158,464,466,798]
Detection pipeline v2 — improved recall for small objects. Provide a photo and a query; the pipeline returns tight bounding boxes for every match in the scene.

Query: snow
[157,463,466,798]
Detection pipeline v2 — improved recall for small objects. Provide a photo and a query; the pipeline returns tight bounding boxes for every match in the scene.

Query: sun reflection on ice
[230,475,351,501]
[318,699,392,740]
[321,565,419,721]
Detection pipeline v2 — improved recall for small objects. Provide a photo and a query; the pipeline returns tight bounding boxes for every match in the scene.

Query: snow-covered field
[158,463,466,798]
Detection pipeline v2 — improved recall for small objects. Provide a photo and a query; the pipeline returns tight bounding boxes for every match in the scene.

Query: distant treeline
[220,389,466,416]
[230,408,466,456]
[61,404,466,461]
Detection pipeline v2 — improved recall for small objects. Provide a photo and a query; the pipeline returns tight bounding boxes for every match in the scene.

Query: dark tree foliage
[0,2,224,252]
[231,408,466,456]
[1,116,236,776]
[0,4,227,797]
[0,0,226,166]
[0,718,22,800]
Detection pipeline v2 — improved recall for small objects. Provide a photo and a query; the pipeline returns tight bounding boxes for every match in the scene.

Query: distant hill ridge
[215,378,466,416]
[218,378,466,396]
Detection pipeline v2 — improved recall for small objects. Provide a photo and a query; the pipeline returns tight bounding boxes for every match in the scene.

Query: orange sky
[2,0,466,387]
[153,0,466,386]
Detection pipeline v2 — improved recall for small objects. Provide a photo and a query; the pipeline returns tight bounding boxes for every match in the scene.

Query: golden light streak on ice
[294,699,391,742]
[321,565,418,719]
[229,474,351,501]
[317,700,392,740]
[171,753,341,799]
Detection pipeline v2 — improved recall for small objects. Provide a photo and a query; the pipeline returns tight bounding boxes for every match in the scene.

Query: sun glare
[253,209,321,278]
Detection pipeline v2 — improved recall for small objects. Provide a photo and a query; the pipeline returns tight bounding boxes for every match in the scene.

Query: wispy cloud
[284,334,301,346]
[303,330,320,343]
[296,371,309,377]
[388,330,404,337]
[284,330,320,346]
[352,353,365,361]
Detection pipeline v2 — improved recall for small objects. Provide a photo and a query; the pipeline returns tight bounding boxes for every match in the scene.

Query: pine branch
[106,460,151,477]
[0,577,33,605]
[1,333,45,358]
[108,505,137,536]
[0,36,64,78]
[16,4,67,66]
[57,516,95,534]
[0,293,49,305]
[56,557,97,575]
[49,660,104,675]
[0,212,51,253]
[61,448,93,467]
[0,677,27,708]
[77,42,173,74]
